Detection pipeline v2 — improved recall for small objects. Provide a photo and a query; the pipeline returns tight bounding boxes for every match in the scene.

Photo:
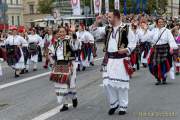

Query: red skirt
[50,61,72,85]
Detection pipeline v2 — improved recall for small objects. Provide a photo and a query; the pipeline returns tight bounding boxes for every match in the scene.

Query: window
[17,16,20,26]
[16,0,18,4]
[10,0,13,4]
[29,5,34,14]
[12,16,14,25]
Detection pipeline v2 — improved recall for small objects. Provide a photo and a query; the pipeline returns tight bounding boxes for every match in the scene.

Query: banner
[94,0,102,14]
[123,0,127,15]
[136,0,140,14]
[105,0,109,13]
[142,0,147,13]
[114,0,120,10]
[71,0,81,15]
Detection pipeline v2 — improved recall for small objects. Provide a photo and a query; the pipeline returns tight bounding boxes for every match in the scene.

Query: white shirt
[150,27,178,49]
[70,39,81,51]
[28,34,42,45]
[76,31,94,43]
[137,28,151,43]
[94,23,137,53]
[48,40,64,60]
[5,35,27,46]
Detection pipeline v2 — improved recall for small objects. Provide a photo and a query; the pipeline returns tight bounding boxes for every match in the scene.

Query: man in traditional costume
[148,17,178,85]
[5,26,27,77]
[49,27,78,112]
[93,10,137,115]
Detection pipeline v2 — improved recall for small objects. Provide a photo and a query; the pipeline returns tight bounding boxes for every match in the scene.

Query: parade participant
[0,32,6,61]
[171,27,180,75]
[49,26,78,112]
[5,26,27,77]
[27,28,42,71]
[148,17,178,85]
[43,28,53,69]
[129,17,140,71]
[76,23,95,71]
[18,28,29,73]
[70,32,81,71]
[138,18,152,67]
[0,32,6,76]
[93,10,136,115]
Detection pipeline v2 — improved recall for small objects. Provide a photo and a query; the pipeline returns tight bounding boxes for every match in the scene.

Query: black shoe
[162,79,167,85]
[25,70,29,73]
[20,70,24,74]
[142,63,147,68]
[33,69,37,71]
[15,73,20,78]
[119,111,126,115]
[155,81,161,85]
[108,105,119,115]
[90,62,94,66]
[77,68,80,71]
[60,104,69,112]
[82,67,86,71]
[72,98,78,108]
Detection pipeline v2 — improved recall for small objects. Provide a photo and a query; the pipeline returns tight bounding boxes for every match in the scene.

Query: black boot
[60,104,69,112]
[77,65,80,71]
[72,98,78,108]
[15,72,20,78]
[155,80,161,85]
[90,62,94,66]
[82,66,86,71]
[108,105,119,115]
[119,111,126,115]
[162,78,167,85]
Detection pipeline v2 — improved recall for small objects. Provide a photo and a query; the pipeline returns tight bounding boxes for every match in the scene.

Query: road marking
[0,72,51,90]
[0,57,103,90]
[32,104,72,120]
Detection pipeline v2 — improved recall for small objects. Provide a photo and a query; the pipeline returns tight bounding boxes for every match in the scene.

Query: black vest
[54,38,75,61]
[103,25,129,52]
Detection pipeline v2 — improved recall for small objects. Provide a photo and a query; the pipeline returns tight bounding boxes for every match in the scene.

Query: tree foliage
[38,0,54,14]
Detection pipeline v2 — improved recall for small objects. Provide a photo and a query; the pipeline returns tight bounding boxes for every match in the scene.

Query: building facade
[167,0,180,17]
[23,0,49,27]
[6,0,24,25]
[52,0,73,16]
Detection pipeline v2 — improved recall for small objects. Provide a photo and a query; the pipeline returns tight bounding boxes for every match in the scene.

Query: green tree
[38,0,54,14]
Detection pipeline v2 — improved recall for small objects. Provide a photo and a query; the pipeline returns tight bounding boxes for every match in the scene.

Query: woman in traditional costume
[49,26,78,112]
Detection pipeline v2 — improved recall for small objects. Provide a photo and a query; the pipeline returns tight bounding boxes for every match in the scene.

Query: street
[0,43,180,120]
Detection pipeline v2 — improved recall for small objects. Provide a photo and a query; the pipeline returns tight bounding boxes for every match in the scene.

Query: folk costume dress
[5,35,27,71]
[148,27,178,81]
[69,36,82,70]
[137,28,152,66]
[129,26,140,70]
[76,31,95,69]
[173,36,180,74]
[49,36,77,107]
[43,34,53,68]
[27,34,42,70]
[95,22,137,112]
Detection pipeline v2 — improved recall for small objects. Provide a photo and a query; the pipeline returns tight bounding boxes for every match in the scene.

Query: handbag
[28,43,37,53]
[123,59,134,77]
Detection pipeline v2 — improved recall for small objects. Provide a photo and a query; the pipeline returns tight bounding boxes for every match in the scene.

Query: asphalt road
[0,43,180,120]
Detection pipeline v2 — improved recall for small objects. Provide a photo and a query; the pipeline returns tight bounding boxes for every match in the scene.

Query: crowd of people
[0,10,180,115]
